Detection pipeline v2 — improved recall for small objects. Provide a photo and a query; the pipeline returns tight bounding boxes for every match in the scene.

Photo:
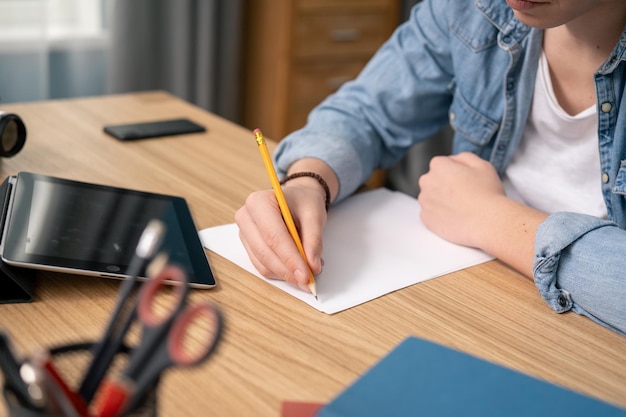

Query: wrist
[280,172,331,211]
[475,195,547,275]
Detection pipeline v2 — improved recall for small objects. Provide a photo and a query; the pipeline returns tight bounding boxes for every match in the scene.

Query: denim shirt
[274,0,626,336]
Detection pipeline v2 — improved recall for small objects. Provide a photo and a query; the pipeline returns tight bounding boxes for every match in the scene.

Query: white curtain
[0,0,111,104]
[107,0,244,122]
[0,0,244,123]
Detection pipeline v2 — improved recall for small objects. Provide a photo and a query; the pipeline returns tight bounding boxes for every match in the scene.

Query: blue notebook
[317,336,626,417]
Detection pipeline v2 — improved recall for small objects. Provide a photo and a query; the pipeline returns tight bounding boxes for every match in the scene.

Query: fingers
[234,189,324,292]
[420,153,493,189]
[286,191,326,275]
[238,228,312,293]
[417,152,506,249]
[448,151,490,167]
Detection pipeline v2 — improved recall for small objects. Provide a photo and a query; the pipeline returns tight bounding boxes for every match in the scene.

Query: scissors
[78,219,166,404]
[95,264,224,417]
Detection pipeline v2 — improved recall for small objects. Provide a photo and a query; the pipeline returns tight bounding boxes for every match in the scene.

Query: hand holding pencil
[252,129,318,298]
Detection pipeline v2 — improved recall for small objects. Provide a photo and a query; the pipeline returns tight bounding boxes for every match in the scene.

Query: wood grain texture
[0,92,624,417]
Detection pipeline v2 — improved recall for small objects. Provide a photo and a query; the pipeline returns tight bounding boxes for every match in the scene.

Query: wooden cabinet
[244,0,400,141]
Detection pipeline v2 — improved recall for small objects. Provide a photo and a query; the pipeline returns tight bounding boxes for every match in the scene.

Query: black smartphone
[103,118,206,141]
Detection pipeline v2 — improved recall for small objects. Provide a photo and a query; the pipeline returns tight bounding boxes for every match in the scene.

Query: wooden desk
[0,92,624,416]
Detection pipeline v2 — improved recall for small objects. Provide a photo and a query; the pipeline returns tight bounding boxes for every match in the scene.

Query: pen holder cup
[2,342,158,417]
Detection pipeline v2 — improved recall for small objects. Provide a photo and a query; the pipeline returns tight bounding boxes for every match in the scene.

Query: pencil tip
[308,281,318,299]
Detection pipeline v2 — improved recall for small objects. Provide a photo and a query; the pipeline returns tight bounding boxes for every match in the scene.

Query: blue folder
[317,336,626,417]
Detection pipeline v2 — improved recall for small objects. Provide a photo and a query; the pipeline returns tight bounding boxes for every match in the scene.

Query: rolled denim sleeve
[534,212,626,336]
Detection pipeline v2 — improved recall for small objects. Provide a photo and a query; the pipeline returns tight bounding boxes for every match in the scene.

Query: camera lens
[0,113,26,157]
[1,119,18,151]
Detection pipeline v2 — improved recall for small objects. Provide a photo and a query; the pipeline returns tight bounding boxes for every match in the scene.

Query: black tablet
[0,172,215,288]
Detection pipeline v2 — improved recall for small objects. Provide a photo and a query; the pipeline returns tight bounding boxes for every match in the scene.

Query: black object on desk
[2,341,158,417]
[0,177,35,303]
[0,172,216,291]
[103,119,206,141]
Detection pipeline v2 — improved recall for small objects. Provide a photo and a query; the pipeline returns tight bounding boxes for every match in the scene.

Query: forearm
[418,153,549,277]
[474,195,548,278]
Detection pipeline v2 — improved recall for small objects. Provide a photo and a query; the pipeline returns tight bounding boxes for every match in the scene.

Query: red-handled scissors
[95,265,224,417]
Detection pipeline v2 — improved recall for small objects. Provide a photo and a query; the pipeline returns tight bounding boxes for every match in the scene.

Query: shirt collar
[475,0,531,46]
[598,26,626,74]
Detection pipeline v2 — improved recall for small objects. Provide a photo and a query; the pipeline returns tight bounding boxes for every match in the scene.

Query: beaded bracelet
[280,171,331,212]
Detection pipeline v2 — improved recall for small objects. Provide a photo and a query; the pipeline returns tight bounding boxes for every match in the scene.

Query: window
[0,0,108,50]
[0,0,110,103]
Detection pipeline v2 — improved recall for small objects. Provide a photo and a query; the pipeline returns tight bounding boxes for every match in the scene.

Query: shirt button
[602,173,610,183]
[449,112,456,123]
[601,102,612,113]
[557,294,568,307]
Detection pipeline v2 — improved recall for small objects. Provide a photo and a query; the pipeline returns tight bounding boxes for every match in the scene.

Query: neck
[541,2,626,114]
[550,3,626,56]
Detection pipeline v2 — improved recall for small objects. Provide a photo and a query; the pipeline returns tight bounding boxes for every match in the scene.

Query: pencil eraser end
[253,128,261,135]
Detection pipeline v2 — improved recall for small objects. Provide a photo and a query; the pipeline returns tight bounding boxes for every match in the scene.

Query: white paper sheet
[199,188,493,314]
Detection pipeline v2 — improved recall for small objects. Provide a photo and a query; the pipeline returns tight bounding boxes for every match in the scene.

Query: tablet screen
[1,172,215,288]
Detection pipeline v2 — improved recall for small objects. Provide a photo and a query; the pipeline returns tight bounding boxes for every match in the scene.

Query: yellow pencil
[253,128,318,298]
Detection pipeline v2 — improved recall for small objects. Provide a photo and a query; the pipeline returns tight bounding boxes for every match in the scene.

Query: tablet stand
[0,177,36,303]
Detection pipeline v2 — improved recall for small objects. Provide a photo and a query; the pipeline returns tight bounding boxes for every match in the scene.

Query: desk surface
[0,92,624,416]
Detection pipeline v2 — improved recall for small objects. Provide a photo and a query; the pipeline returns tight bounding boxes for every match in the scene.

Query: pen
[253,128,317,298]
[78,219,166,403]
[33,350,89,416]
[0,332,40,410]
[21,359,82,417]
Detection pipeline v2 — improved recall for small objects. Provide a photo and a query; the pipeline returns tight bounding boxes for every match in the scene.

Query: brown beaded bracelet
[280,171,331,212]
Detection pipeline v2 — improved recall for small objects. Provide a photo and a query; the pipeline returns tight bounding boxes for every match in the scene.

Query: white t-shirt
[502,50,608,218]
